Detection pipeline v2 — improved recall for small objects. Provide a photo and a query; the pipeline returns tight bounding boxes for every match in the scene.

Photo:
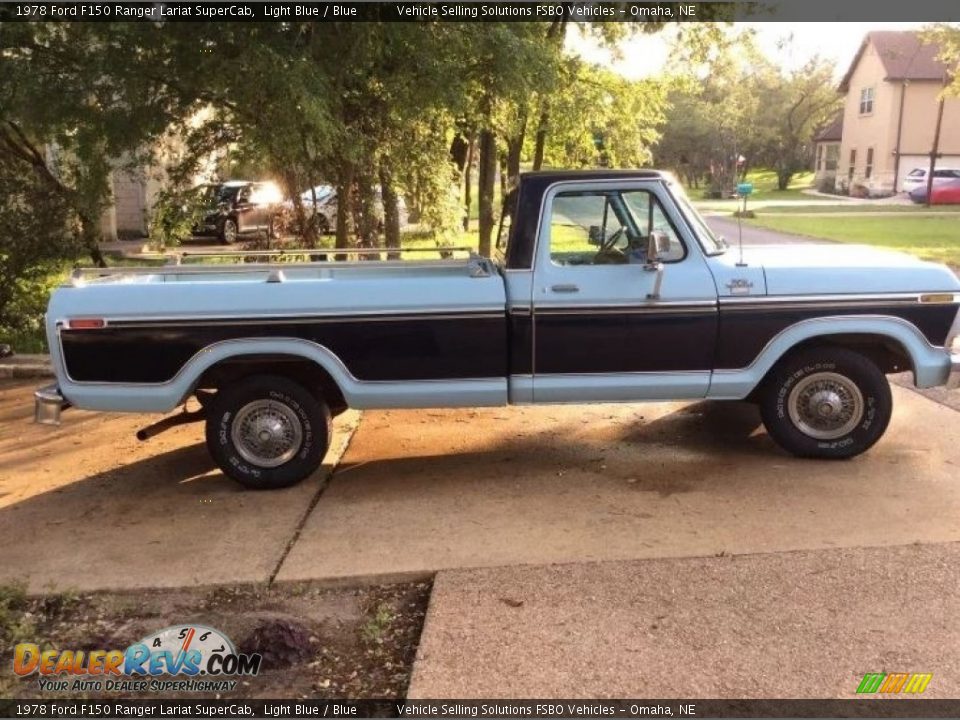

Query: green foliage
[361,602,395,645]
[0,159,79,341]
[147,186,208,252]
[925,24,960,96]
[0,580,33,648]
[655,31,840,193]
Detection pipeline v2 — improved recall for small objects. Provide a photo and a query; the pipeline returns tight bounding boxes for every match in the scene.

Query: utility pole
[925,76,947,207]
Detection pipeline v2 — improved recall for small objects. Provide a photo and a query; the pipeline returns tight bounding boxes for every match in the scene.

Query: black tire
[220,217,239,245]
[759,347,892,459]
[205,375,331,490]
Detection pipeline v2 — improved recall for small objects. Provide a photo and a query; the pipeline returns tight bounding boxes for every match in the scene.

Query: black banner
[4,699,960,718]
[1,0,959,23]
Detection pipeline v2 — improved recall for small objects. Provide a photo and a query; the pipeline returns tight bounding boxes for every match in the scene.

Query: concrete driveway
[0,379,358,591]
[4,377,959,593]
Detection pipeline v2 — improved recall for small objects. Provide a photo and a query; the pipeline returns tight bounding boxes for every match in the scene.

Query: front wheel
[759,347,892,459]
[205,375,331,489]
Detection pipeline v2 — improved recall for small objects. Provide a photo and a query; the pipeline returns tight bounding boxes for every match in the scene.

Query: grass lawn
[691,169,832,212]
[753,204,960,214]
[747,215,960,266]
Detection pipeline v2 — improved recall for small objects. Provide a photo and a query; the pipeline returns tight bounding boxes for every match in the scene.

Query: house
[813,113,843,191]
[832,30,960,196]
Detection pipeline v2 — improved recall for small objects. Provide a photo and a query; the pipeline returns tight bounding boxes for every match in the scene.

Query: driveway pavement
[3,375,959,594]
[409,542,960,698]
[0,379,358,591]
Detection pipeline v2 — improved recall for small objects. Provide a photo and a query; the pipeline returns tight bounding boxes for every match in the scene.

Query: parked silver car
[901,167,960,193]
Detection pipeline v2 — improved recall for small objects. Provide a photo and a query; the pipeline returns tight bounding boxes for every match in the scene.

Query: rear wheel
[205,375,331,489]
[760,347,892,459]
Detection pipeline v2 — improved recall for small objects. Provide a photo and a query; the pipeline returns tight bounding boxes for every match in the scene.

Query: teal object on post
[737,182,754,196]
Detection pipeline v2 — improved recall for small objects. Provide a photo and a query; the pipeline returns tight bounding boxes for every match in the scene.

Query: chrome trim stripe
[60,309,506,329]
[536,304,717,316]
[718,293,953,306]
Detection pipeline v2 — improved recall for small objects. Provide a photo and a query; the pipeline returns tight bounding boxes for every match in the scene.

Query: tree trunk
[478,128,497,258]
[532,105,549,171]
[450,133,469,173]
[354,168,379,254]
[499,153,507,199]
[379,158,401,261]
[335,163,354,261]
[79,212,106,267]
[463,136,475,232]
[777,169,791,191]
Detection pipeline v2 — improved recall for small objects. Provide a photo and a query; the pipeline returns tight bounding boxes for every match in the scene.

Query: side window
[549,190,684,266]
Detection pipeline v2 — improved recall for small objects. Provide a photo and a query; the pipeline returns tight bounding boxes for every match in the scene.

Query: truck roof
[519,169,669,182]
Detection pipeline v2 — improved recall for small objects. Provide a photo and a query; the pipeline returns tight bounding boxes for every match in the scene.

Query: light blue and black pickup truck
[35,170,960,489]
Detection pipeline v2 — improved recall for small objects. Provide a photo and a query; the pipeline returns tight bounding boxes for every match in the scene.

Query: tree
[752,58,841,189]
[925,24,960,95]
[0,23,198,264]
[654,32,839,193]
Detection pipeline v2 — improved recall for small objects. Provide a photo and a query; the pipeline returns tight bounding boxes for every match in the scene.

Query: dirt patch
[1,580,430,700]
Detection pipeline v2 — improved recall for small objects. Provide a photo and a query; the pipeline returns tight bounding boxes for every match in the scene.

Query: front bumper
[949,352,960,391]
[34,383,70,425]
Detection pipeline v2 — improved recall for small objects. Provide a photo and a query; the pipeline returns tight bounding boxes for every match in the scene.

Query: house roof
[839,31,950,92]
[815,113,843,143]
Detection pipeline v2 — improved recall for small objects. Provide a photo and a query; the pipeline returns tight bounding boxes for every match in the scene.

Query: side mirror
[588,225,603,246]
[643,231,670,301]
[646,231,671,262]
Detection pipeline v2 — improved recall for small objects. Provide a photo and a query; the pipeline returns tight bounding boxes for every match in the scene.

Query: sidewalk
[409,542,960,698]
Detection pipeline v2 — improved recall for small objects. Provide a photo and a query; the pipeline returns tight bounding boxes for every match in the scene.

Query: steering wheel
[593,227,626,264]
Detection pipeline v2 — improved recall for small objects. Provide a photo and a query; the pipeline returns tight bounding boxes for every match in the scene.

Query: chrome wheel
[787,372,864,440]
[230,399,303,468]
[222,219,238,244]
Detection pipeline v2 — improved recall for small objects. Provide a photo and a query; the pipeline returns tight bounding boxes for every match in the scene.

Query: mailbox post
[736,181,754,216]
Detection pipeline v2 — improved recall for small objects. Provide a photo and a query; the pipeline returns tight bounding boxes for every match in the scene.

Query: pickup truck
[35,170,960,489]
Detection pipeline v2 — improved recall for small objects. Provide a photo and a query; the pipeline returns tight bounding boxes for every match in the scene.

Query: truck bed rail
[69,246,491,284]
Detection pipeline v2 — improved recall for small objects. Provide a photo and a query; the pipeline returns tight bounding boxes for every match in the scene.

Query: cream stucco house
[829,31,959,196]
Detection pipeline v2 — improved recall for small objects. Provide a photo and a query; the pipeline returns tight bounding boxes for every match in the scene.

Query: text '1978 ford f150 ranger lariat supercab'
[35,170,960,489]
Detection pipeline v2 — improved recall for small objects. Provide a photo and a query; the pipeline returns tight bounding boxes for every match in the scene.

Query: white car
[902,167,960,193]
[292,186,408,235]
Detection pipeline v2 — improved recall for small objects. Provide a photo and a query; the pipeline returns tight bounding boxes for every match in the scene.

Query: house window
[816,145,824,171]
[859,87,874,114]
[848,148,857,181]
[865,148,874,179]
[825,145,839,172]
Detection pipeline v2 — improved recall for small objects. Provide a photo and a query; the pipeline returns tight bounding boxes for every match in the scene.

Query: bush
[0,161,82,343]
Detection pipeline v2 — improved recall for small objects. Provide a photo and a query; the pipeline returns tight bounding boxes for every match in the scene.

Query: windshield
[669,183,726,255]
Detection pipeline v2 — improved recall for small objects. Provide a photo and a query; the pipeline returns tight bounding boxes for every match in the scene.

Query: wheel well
[784,334,914,375]
[747,333,914,402]
[194,354,348,415]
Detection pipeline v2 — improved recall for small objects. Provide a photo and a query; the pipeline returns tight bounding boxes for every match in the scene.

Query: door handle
[550,283,580,293]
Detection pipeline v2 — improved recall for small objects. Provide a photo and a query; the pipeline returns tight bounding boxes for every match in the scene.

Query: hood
[744,243,960,296]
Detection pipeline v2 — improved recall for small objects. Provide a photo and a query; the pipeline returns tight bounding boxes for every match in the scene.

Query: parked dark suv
[192,181,282,244]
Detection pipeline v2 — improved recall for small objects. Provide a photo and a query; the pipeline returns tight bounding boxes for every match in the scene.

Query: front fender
[707,315,952,399]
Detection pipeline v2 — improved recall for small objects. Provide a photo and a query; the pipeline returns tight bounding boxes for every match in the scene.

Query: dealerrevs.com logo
[14,625,261,693]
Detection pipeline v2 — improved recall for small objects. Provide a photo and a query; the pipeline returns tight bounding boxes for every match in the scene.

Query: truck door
[530,181,718,402]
